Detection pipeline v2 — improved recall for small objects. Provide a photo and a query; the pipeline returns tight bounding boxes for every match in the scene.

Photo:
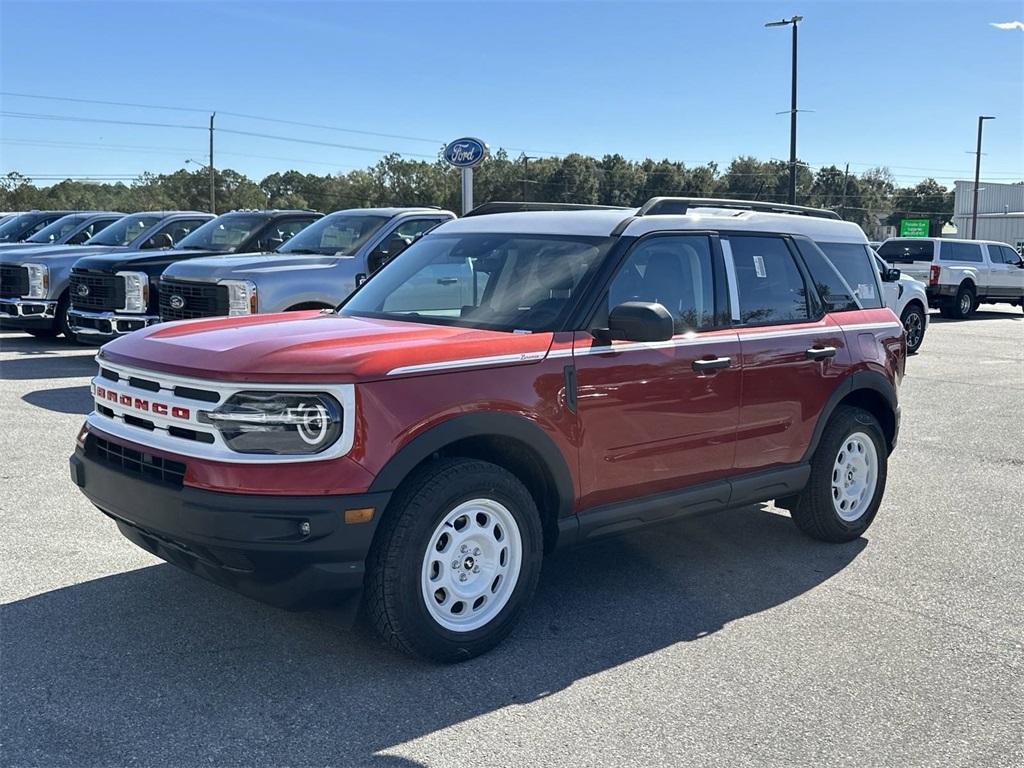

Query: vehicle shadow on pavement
[21,385,94,414]
[0,351,97,380]
[0,505,864,767]
[929,310,1023,323]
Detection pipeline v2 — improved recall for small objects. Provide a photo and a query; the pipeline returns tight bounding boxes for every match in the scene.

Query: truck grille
[70,271,123,311]
[159,279,229,321]
[0,265,28,298]
[89,435,186,488]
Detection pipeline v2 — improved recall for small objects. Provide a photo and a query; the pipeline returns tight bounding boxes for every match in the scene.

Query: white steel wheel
[831,431,879,522]
[420,498,523,633]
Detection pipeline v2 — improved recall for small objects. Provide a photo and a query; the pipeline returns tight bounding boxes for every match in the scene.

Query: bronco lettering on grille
[95,385,191,420]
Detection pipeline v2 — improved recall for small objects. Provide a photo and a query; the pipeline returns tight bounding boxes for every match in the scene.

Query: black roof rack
[637,197,841,220]
[463,201,630,217]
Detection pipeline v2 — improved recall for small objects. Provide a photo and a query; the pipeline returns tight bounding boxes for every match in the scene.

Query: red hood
[99,312,554,383]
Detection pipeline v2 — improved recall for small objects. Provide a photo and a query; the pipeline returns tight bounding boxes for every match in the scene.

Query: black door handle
[692,356,732,372]
[436,277,459,285]
[805,346,837,360]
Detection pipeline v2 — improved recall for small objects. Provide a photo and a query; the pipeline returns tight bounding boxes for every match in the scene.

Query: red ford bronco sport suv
[70,198,905,661]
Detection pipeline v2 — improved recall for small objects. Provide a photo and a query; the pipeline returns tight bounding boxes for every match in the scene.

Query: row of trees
[1,152,959,236]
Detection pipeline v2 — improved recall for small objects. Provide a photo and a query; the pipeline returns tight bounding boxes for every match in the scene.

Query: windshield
[877,239,935,263]
[0,213,41,242]
[86,214,162,246]
[26,214,89,244]
[341,233,613,332]
[278,213,388,256]
[176,214,267,252]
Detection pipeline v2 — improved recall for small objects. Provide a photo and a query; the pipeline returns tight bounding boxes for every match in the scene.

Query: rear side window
[940,242,983,263]
[878,240,934,263]
[816,242,882,309]
[728,235,810,325]
[792,239,859,311]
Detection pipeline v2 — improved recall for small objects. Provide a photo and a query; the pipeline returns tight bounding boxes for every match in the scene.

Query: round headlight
[200,392,342,455]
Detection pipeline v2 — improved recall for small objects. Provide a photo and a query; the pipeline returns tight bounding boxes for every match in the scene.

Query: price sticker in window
[857,283,876,300]
[753,255,767,278]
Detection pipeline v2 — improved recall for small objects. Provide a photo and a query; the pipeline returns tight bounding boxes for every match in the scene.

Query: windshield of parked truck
[341,233,613,332]
[277,213,389,256]
[25,214,89,244]
[877,239,935,263]
[0,213,41,242]
[176,214,267,252]
[86,214,162,247]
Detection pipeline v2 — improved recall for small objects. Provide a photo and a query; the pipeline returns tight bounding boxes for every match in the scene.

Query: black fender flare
[367,412,575,519]
[801,370,898,461]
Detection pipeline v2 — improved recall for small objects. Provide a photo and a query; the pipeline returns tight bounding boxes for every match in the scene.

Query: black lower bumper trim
[70,448,391,609]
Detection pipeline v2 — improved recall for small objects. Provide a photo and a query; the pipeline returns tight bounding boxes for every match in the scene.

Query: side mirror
[142,232,174,250]
[599,301,674,342]
[881,267,901,282]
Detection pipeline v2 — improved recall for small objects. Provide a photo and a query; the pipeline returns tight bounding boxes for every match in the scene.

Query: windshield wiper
[280,248,325,255]
[179,245,211,251]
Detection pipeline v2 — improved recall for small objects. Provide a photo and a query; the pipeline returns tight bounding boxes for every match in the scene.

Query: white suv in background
[877,237,1024,319]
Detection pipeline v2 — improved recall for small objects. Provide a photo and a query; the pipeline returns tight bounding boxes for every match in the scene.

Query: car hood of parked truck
[161,252,340,282]
[99,311,555,384]
[73,247,232,273]
[0,244,124,265]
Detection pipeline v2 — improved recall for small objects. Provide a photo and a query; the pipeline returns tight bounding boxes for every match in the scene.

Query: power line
[0,111,205,130]
[0,138,371,171]
[215,127,438,159]
[0,91,446,146]
[0,90,210,114]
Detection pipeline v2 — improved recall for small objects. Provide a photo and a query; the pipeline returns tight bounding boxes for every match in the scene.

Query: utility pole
[209,112,216,215]
[766,15,803,205]
[520,155,537,202]
[971,115,995,239]
[840,162,850,219]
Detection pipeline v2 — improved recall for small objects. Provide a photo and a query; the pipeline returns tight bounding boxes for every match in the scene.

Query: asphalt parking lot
[1,307,1022,768]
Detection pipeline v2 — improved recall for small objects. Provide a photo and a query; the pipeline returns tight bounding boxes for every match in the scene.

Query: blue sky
[1,0,1022,188]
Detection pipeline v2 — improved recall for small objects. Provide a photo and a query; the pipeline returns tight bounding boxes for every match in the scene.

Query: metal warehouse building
[953,180,1024,252]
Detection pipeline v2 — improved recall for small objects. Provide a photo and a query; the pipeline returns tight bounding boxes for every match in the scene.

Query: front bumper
[70,437,391,610]
[0,298,57,329]
[69,308,160,341]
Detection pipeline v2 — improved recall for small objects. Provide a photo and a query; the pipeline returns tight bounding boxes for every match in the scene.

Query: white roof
[433,206,868,243]
[881,236,1012,246]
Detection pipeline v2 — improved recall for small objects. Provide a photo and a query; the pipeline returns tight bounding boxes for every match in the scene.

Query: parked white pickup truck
[877,238,1024,319]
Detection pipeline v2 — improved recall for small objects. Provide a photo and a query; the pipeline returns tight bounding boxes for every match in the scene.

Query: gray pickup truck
[157,207,455,322]
[0,211,212,337]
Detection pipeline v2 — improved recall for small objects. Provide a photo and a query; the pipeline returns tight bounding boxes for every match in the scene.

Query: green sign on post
[899,219,930,237]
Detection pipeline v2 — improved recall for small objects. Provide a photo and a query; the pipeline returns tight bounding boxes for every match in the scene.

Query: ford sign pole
[444,138,489,214]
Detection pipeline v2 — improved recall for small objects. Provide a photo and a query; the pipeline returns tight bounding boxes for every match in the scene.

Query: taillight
[929,265,941,285]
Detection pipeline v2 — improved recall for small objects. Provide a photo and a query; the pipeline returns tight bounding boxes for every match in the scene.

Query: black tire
[790,406,887,543]
[950,283,975,319]
[28,293,71,339]
[900,303,926,354]
[365,458,543,662]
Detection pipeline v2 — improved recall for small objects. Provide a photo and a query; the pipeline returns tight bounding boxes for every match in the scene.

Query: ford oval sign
[169,295,185,310]
[444,137,488,169]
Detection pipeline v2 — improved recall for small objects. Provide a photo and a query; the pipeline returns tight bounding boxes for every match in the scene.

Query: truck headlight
[24,263,48,299]
[220,279,257,316]
[118,271,150,313]
[199,392,342,455]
